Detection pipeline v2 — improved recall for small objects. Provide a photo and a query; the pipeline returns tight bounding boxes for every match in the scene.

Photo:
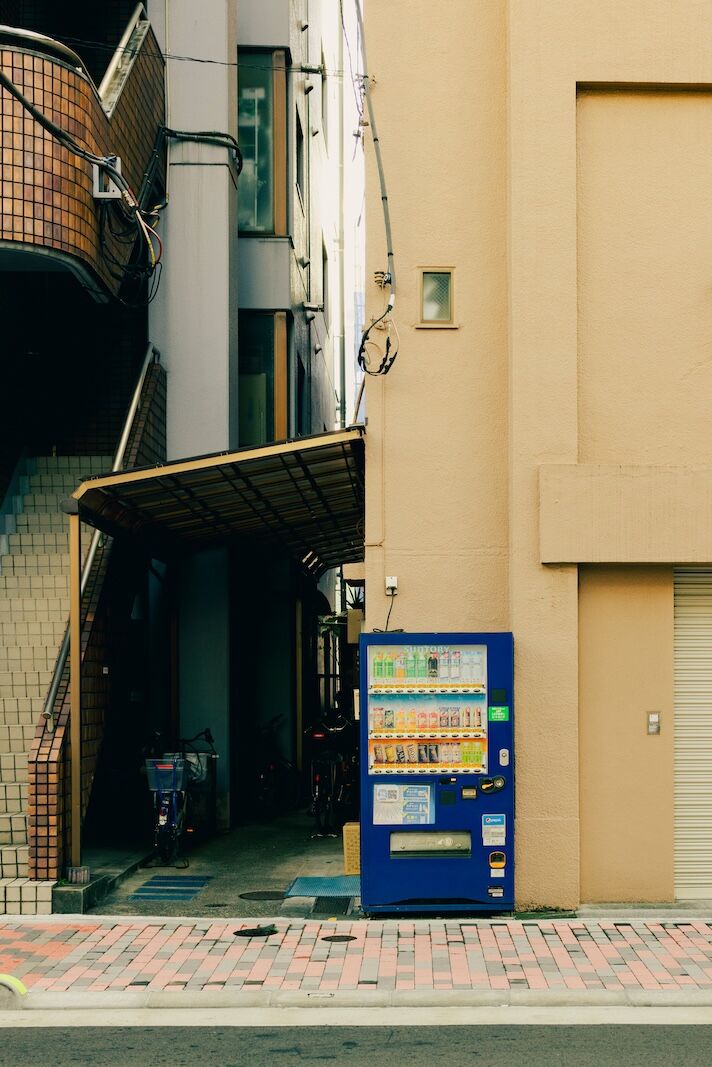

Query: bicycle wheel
[157,823,177,864]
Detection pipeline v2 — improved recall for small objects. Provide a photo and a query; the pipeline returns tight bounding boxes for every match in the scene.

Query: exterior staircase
[0,455,110,913]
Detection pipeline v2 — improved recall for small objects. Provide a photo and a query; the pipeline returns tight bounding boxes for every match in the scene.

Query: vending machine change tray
[390,830,471,858]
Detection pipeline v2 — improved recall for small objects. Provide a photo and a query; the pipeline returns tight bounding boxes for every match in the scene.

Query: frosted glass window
[421,271,452,323]
[238,54,274,232]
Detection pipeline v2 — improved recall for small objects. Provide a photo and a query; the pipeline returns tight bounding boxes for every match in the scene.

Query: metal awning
[72,427,365,575]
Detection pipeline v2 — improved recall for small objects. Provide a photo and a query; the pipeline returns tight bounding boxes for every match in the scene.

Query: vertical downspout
[338,6,346,429]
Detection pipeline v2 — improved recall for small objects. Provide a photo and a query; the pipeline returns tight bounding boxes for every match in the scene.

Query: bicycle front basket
[145,758,188,791]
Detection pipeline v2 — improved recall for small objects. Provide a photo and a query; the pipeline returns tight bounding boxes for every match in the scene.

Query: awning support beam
[69,510,82,869]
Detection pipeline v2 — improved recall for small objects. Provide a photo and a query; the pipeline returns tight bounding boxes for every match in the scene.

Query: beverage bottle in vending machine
[373,652,384,679]
[427,648,439,678]
[439,647,450,680]
[450,650,461,680]
[417,647,428,680]
[405,647,416,678]
[395,652,406,679]
[384,654,395,679]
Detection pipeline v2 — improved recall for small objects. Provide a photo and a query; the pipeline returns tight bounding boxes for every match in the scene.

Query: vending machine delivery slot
[359,631,514,914]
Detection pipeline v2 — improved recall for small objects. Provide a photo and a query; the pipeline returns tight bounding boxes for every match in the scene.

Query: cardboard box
[342,821,360,875]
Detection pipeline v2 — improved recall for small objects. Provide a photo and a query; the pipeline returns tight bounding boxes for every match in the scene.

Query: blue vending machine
[359,632,514,914]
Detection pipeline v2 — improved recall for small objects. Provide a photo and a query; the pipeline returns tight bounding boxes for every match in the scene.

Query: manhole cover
[321,934,356,943]
[239,890,286,901]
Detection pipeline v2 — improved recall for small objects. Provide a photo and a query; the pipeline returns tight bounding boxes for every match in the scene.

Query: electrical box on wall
[92,158,123,200]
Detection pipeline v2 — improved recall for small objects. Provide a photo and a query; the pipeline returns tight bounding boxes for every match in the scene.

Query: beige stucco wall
[579,567,674,902]
[364,0,712,907]
[364,0,509,637]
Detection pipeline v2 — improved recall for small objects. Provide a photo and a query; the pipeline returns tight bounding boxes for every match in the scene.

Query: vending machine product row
[359,631,514,914]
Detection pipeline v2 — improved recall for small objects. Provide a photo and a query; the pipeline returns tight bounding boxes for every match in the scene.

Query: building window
[321,49,328,150]
[296,111,305,206]
[322,240,329,323]
[419,269,454,325]
[238,312,288,447]
[238,51,287,234]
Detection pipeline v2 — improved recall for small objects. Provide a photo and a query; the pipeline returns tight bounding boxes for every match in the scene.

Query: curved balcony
[0,5,165,300]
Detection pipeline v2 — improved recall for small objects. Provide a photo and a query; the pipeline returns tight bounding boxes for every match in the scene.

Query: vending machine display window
[366,642,488,775]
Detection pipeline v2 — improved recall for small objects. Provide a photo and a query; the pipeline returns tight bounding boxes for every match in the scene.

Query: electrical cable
[9,27,351,77]
[0,68,246,307]
[352,0,399,378]
[160,126,243,175]
[372,595,403,634]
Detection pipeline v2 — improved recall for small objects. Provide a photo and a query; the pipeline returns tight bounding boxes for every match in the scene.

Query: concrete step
[7,532,69,553]
[0,724,36,752]
[0,675,49,700]
[0,877,55,915]
[0,813,27,846]
[0,783,27,816]
[27,469,107,492]
[15,513,70,533]
[21,493,68,512]
[0,844,29,880]
[6,530,94,555]
[0,555,70,576]
[0,576,69,601]
[0,621,66,642]
[33,455,110,474]
[0,647,59,670]
[0,752,28,784]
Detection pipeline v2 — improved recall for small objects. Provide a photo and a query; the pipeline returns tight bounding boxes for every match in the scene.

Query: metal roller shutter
[674,568,712,899]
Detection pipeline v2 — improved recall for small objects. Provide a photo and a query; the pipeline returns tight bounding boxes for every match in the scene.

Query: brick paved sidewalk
[2,918,712,995]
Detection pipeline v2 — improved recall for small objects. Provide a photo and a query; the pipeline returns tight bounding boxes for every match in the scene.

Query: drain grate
[286,875,359,898]
[312,895,350,915]
[128,875,211,902]
[239,890,286,901]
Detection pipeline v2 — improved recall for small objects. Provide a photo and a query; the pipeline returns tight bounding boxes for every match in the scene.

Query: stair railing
[42,342,161,734]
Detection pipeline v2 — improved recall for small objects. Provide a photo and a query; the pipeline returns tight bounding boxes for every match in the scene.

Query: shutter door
[674,568,712,899]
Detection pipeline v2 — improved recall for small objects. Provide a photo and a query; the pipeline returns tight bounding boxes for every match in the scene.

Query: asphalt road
[1,1026,711,1067]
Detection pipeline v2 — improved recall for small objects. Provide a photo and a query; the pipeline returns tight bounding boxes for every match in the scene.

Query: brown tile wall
[27,361,167,880]
[0,24,165,299]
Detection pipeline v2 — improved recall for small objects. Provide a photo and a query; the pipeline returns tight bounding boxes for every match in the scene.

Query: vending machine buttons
[499,749,510,766]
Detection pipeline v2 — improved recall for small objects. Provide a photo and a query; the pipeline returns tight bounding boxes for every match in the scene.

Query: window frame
[237,311,288,447]
[416,267,458,329]
[237,48,287,237]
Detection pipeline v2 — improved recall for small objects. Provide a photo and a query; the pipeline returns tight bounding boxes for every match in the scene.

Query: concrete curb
[15,987,712,1013]
[0,975,27,1011]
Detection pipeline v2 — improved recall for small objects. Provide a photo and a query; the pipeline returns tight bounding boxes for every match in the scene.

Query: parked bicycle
[305,699,359,837]
[145,728,217,866]
[252,714,301,821]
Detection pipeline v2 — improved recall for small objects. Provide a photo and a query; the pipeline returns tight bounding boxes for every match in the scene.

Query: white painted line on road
[1,1006,712,1028]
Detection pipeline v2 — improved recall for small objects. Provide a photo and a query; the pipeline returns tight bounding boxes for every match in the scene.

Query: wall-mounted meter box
[359,631,514,914]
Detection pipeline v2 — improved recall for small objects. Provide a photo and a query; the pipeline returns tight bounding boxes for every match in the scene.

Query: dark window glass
[239,313,274,446]
[296,111,305,202]
[238,53,274,232]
